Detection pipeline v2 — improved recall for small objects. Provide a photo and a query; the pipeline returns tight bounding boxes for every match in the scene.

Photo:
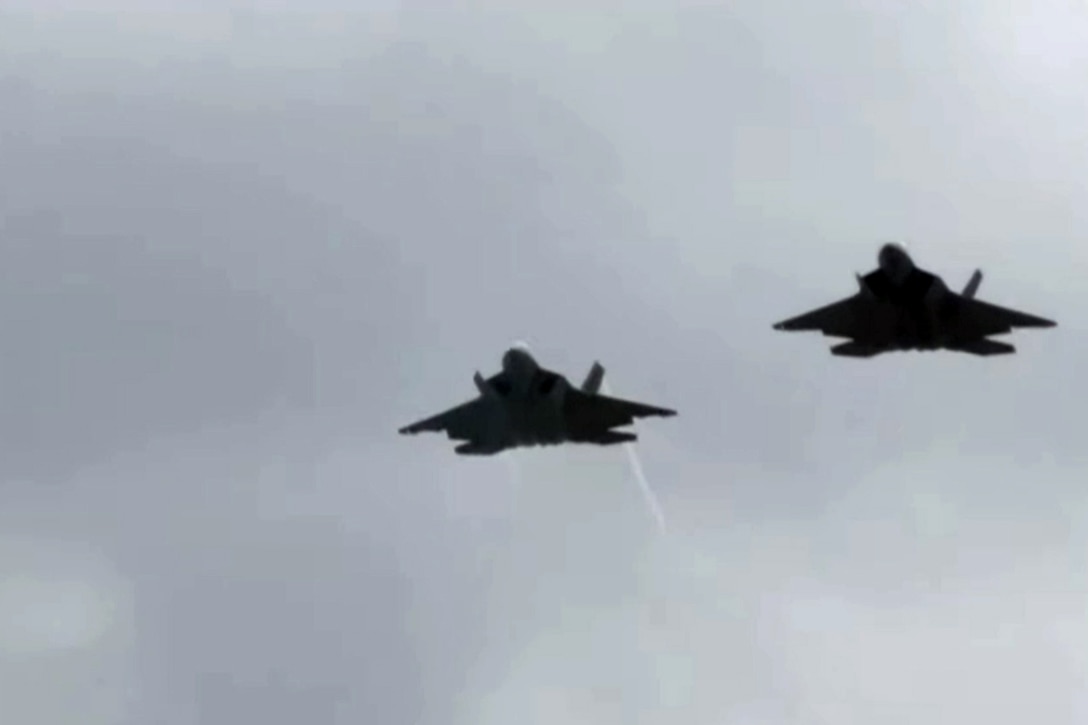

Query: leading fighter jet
[772,243,1056,357]
[398,343,676,455]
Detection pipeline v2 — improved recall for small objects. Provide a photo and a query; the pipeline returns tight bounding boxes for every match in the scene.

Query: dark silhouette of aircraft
[773,243,1056,356]
[398,343,676,455]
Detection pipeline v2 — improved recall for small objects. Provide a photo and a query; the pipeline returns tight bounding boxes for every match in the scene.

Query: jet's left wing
[951,296,1056,338]
[772,294,879,339]
[398,397,488,441]
[562,388,675,439]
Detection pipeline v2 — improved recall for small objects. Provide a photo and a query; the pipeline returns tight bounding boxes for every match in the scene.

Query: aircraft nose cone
[878,242,914,282]
[878,242,910,263]
[502,342,535,373]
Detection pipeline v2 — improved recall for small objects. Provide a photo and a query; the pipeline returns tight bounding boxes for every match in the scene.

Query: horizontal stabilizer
[963,269,982,299]
[580,430,637,446]
[454,442,504,455]
[953,338,1015,356]
[830,341,882,358]
[582,362,605,394]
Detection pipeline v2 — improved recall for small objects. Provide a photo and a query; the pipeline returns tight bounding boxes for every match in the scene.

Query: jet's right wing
[398,397,489,441]
[562,388,675,440]
[772,294,878,339]
[951,296,1057,338]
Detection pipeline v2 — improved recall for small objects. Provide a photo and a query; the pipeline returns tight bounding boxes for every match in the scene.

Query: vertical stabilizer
[581,362,605,394]
[474,371,498,399]
[857,273,875,298]
[963,269,982,299]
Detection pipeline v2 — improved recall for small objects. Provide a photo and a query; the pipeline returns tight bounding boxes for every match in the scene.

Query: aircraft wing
[953,296,1057,337]
[772,294,877,338]
[562,388,675,436]
[398,397,488,440]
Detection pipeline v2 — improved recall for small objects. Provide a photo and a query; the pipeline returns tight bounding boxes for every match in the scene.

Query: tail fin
[856,273,875,298]
[962,269,982,299]
[474,371,500,400]
[581,361,605,394]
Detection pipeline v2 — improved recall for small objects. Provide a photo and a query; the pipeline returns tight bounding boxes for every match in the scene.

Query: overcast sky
[1,2,1086,724]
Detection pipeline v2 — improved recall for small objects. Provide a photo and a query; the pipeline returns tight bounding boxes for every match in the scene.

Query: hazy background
[1,2,1085,724]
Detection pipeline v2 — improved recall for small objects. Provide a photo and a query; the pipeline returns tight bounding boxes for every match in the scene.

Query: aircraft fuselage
[861,245,976,351]
[475,346,573,449]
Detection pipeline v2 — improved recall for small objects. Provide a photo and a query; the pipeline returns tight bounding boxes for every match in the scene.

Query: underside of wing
[398,397,488,440]
[772,295,873,338]
[562,389,675,439]
[954,296,1057,338]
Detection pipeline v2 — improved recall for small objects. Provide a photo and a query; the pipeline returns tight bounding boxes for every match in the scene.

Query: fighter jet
[398,343,676,455]
[772,243,1056,357]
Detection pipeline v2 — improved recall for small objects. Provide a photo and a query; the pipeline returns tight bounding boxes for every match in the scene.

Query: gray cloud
[1,4,1085,725]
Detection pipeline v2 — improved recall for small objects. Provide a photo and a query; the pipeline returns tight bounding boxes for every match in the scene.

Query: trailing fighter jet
[772,243,1056,357]
[398,343,676,455]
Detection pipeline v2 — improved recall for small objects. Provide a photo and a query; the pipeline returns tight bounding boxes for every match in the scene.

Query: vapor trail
[601,378,668,535]
[503,450,522,489]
